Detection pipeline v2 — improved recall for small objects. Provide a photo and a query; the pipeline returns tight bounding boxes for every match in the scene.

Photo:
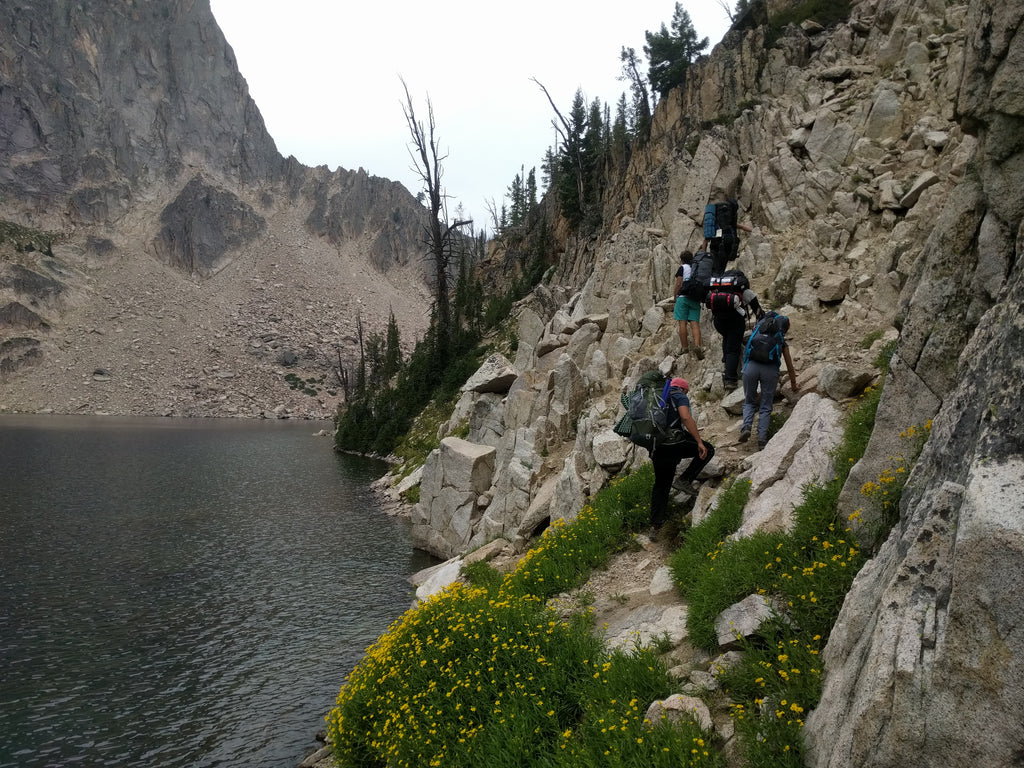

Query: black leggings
[649,440,717,526]
[713,312,747,384]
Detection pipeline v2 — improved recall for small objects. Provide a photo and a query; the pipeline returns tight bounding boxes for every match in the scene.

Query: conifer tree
[525,168,538,210]
[612,93,631,165]
[644,3,709,98]
[383,311,401,381]
[555,89,589,227]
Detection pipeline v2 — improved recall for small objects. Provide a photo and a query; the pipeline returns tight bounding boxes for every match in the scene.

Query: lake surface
[0,415,434,768]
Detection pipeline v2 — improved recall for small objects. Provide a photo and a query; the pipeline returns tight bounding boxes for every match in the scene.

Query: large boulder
[463,353,519,394]
[412,437,497,558]
[733,393,844,538]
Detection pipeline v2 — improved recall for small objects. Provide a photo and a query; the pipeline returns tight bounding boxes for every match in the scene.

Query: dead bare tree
[400,78,471,362]
[531,77,586,213]
[484,197,503,236]
[323,345,349,399]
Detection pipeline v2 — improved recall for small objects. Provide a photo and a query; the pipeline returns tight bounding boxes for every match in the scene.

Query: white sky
[209,1,732,234]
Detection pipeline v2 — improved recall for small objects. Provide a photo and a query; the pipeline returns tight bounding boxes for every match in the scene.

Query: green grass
[390,391,466,477]
[501,466,652,601]
[860,329,884,349]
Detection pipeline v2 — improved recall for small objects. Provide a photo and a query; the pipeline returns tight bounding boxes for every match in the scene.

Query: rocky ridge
[0,199,432,418]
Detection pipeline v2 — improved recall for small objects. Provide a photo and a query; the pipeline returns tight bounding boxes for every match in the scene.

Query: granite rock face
[151,176,266,277]
[0,0,284,222]
[410,2,1024,764]
[805,2,1024,763]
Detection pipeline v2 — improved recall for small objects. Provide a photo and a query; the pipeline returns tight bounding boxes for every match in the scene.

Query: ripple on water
[0,416,434,768]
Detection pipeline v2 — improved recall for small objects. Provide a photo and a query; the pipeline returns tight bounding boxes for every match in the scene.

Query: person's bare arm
[678,404,708,459]
[674,275,683,297]
[783,345,799,391]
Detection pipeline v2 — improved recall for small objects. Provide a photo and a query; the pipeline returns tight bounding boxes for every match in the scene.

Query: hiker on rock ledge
[649,377,715,529]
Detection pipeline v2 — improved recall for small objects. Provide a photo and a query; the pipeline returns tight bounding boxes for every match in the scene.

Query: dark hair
[679,249,693,264]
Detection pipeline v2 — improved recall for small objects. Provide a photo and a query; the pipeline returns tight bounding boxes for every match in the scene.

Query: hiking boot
[673,478,698,497]
[693,346,705,360]
[723,378,739,390]
[758,439,768,450]
[739,426,751,443]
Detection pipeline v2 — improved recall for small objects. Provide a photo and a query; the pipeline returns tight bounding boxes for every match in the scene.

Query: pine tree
[507,171,525,226]
[526,168,538,211]
[555,89,589,227]
[612,93,631,165]
[383,311,401,381]
[644,3,709,98]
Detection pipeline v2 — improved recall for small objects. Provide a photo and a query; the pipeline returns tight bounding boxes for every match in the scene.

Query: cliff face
[409,0,1023,764]
[804,1,1024,765]
[0,0,283,223]
[0,0,432,417]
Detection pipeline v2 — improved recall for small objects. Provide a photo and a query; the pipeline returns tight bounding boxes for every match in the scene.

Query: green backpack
[614,371,687,451]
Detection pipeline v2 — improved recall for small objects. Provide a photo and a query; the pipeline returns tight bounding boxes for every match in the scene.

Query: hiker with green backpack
[649,377,714,529]
[616,373,715,529]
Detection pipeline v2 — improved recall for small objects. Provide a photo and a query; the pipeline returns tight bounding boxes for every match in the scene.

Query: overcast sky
[209,1,732,233]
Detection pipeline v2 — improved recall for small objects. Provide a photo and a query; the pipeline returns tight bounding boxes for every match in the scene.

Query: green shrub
[0,219,63,255]
[872,338,898,371]
[860,329,884,349]
[502,466,652,601]
[400,484,420,505]
[770,0,852,33]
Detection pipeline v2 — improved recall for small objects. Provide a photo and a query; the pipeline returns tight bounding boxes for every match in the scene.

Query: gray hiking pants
[742,360,781,444]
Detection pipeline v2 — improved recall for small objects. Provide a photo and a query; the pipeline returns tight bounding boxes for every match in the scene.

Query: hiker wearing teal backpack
[647,378,715,530]
[739,312,799,449]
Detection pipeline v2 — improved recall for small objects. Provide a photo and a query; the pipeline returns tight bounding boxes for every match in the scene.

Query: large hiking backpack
[702,204,717,239]
[706,270,750,315]
[710,199,741,264]
[714,200,739,235]
[746,312,788,364]
[680,250,713,300]
[621,371,686,450]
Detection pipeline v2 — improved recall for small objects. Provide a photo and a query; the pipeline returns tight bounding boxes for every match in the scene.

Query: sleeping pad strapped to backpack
[706,270,750,315]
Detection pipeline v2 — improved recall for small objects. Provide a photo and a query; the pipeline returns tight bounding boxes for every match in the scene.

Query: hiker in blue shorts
[673,250,704,359]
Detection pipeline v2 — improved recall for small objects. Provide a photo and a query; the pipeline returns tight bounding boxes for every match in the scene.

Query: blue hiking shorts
[674,295,701,322]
